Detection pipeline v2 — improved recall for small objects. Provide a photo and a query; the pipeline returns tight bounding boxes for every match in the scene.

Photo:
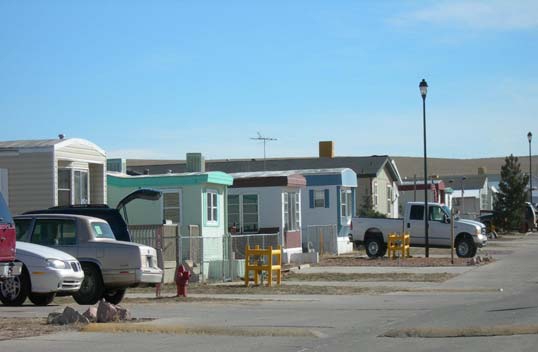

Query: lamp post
[419,79,429,257]
[529,132,533,203]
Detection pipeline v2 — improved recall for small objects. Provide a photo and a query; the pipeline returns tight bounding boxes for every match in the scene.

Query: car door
[428,205,451,247]
[29,218,78,258]
[406,204,425,245]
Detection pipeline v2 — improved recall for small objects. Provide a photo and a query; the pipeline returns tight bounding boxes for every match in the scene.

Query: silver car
[14,214,163,305]
[0,242,84,306]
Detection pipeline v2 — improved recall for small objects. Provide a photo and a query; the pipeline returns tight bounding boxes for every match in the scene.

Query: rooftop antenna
[250,132,277,171]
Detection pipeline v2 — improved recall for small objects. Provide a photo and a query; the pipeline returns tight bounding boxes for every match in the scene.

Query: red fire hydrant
[175,264,191,297]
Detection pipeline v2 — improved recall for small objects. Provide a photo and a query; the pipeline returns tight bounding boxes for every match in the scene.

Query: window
[74,170,89,204]
[373,181,378,206]
[409,205,424,220]
[387,185,392,214]
[15,219,32,241]
[207,190,218,223]
[340,188,352,217]
[314,190,325,208]
[227,194,240,230]
[242,194,259,233]
[58,169,71,206]
[283,192,300,231]
[31,219,77,246]
[58,168,89,206]
[429,206,445,221]
[163,191,181,224]
[91,222,115,239]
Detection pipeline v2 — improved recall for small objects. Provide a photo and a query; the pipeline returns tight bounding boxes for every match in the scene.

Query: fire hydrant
[175,264,191,297]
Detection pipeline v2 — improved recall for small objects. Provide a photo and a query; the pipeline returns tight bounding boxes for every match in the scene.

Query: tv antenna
[250,132,277,170]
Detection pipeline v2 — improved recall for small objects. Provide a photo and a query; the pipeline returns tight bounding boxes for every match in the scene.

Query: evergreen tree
[493,154,529,230]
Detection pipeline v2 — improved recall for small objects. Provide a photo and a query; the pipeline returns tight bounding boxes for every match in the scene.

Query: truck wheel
[73,263,104,305]
[29,292,56,306]
[365,236,386,258]
[456,236,476,258]
[103,289,126,305]
[0,266,30,306]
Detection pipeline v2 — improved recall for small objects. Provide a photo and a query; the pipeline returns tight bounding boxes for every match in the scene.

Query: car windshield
[91,222,116,239]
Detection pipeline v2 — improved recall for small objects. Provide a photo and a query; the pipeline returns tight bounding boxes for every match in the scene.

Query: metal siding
[0,152,55,215]
[55,141,106,164]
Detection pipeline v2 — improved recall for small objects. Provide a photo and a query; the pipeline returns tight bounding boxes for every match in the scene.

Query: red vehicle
[0,192,22,280]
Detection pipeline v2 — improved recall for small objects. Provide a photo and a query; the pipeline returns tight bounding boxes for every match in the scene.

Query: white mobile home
[228,172,307,263]
[0,137,107,215]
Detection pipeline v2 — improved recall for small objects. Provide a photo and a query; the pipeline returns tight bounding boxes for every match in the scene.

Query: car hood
[116,189,162,211]
[456,219,485,229]
[16,241,78,261]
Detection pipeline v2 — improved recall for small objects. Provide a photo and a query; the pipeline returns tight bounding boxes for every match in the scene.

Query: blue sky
[1,1,536,160]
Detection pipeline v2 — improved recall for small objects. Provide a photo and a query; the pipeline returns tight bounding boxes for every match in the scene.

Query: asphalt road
[2,234,538,351]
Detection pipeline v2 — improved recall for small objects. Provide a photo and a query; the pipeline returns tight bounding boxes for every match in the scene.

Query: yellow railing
[244,245,282,286]
[387,232,410,259]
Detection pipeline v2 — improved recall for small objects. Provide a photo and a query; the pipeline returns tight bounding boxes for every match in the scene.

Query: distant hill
[393,155,537,179]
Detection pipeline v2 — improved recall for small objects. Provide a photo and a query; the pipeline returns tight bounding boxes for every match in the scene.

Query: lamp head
[419,79,428,98]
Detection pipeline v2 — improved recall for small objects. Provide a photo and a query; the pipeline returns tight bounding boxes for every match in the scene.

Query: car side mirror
[444,215,450,224]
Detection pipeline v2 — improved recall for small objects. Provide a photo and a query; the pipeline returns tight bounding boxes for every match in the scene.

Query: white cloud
[393,1,538,30]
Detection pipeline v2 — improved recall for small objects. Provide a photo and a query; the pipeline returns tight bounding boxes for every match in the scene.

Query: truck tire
[365,236,387,258]
[0,266,30,306]
[456,236,476,258]
[103,288,126,305]
[73,263,104,305]
[29,292,56,306]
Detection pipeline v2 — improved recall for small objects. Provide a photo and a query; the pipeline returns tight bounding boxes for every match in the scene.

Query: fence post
[175,226,181,268]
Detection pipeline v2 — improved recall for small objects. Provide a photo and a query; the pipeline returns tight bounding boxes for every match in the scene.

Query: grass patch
[283,272,456,283]
[383,324,538,338]
[82,322,317,337]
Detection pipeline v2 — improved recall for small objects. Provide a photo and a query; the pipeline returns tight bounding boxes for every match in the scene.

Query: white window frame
[57,168,90,206]
[340,188,352,218]
[161,189,182,224]
[387,185,392,214]
[283,191,300,231]
[207,189,218,224]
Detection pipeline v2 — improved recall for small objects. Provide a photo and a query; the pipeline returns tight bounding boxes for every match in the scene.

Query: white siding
[54,139,106,164]
[0,151,55,215]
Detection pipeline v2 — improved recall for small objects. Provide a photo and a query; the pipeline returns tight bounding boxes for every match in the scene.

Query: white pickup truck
[350,202,487,258]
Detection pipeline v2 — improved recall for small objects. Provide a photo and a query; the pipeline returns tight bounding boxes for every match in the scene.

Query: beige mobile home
[0,137,107,215]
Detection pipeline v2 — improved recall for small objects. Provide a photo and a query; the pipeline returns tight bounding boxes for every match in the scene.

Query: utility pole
[250,132,277,171]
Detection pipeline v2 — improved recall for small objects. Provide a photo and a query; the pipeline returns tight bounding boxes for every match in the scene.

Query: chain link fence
[129,225,279,283]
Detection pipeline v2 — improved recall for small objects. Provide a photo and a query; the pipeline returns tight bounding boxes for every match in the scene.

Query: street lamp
[419,79,429,257]
[527,132,532,204]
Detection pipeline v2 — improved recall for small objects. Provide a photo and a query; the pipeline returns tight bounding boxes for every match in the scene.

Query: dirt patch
[283,272,457,283]
[0,317,80,341]
[316,256,478,267]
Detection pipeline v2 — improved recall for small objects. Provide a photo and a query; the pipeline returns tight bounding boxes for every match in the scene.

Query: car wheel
[73,263,104,305]
[0,266,30,306]
[103,288,126,305]
[456,236,476,258]
[365,236,386,258]
[29,292,56,306]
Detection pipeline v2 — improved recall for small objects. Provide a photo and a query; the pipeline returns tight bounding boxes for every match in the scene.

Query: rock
[475,256,482,264]
[47,312,62,324]
[468,258,477,266]
[83,306,98,323]
[116,306,131,321]
[97,299,118,323]
[47,306,89,325]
